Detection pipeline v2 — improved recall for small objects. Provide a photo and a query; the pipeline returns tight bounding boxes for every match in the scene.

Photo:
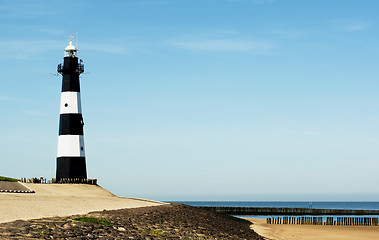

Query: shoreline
[248,218,379,240]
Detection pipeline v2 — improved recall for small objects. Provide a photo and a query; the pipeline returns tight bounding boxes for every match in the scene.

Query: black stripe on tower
[59,114,84,135]
[57,157,87,179]
[57,57,84,92]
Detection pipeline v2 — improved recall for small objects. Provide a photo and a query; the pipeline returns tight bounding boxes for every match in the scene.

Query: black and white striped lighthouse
[56,39,87,182]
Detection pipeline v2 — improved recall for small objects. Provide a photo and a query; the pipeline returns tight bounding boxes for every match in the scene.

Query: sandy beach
[248,218,379,240]
[5,184,378,239]
[0,183,164,223]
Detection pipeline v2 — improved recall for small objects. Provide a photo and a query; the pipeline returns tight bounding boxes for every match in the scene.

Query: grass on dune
[73,217,111,226]
[0,176,19,182]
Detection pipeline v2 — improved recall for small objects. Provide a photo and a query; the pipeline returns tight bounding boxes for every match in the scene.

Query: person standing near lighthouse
[56,38,87,182]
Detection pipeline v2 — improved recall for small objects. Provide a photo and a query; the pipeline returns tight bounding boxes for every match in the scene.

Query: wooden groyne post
[266,216,379,226]
[199,206,379,216]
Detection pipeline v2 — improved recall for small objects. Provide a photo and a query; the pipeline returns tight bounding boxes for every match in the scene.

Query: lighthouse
[56,39,87,182]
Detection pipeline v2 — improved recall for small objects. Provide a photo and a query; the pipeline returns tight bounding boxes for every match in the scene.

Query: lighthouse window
[64,103,68,107]
[81,147,84,151]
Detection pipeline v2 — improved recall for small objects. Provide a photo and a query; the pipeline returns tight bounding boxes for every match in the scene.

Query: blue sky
[1,0,379,201]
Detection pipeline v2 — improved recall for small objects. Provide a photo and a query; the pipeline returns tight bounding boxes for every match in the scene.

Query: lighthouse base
[56,157,87,182]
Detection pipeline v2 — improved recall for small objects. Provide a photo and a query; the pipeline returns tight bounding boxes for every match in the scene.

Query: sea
[170,201,379,220]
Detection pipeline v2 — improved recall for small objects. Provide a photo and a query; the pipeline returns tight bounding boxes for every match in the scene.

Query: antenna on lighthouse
[76,31,79,55]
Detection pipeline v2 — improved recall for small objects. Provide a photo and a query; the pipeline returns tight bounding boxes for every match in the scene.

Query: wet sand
[0,183,164,223]
[248,218,379,240]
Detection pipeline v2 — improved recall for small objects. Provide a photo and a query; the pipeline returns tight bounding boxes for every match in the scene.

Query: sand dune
[248,218,379,240]
[0,182,32,192]
[0,183,164,223]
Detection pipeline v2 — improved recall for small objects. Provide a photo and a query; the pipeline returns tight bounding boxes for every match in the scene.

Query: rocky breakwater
[0,203,264,239]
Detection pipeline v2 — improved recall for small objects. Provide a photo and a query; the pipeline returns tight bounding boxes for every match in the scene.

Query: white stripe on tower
[57,135,85,157]
[59,92,82,114]
[56,38,87,182]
